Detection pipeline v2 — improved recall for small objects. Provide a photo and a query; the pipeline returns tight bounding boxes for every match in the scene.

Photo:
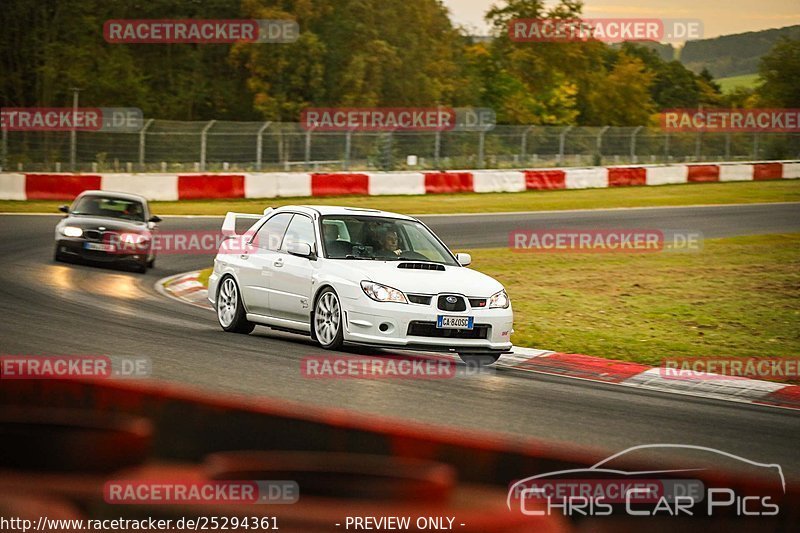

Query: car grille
[437,294,466,312]
[408,294,486,308]
[82,229,119,242]
[407,321,489,340]
[84,229,103,241]
[397,262,445,271]
[407,294,432,305]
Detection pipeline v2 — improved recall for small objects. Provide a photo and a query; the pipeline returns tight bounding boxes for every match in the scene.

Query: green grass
[476,234,800,369]
[717,73,761,93]
[195,234,800,374]
[2,180,799,216]
[196,267,212,288]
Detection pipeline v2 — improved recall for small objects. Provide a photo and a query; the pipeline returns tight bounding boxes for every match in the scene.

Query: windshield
[321,215,458,266]
[71,196,146,222]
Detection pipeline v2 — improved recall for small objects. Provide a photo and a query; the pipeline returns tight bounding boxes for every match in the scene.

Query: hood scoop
[397,262,445,271]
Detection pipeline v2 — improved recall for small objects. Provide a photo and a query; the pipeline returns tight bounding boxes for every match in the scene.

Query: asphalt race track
[422,202,800,248]
[2,202,799,481]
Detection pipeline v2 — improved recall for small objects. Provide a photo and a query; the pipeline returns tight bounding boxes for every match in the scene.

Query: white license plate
[84,242,115,252]
[436,315,474,330]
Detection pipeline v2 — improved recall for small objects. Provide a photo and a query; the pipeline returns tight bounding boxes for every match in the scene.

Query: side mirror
[286,241,313,259]
[456,253,472,267]
[59,205,69,214]
[148,215,162,223]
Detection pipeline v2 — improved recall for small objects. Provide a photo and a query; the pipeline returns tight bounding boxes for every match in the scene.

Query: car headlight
[361,281,408,304]
[488,289,510,309]
[61,226,82,237]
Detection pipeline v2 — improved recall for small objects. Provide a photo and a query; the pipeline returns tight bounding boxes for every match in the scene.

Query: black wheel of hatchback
[132,260,148,274]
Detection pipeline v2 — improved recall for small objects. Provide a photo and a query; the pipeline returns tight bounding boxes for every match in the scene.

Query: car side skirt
[246,313,311,334]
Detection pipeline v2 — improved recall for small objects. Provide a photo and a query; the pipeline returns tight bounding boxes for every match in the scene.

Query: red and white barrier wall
[1,161,798,201]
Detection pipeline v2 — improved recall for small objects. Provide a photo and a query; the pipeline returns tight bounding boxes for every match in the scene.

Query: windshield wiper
[344,255,373,260]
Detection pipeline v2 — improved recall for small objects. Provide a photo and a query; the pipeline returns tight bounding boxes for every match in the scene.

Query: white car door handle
[274,258,284,267]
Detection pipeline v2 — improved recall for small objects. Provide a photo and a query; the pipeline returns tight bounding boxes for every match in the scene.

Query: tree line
[1,0,797,126]
[681,25,800,78]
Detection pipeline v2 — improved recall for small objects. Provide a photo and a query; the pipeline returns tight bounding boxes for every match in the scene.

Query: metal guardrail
[3,121,799,172]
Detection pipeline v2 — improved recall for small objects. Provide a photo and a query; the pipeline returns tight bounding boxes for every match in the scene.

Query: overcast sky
[442,0,800,39]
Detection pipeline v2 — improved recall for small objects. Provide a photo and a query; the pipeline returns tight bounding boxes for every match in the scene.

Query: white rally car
[208,206,513,364]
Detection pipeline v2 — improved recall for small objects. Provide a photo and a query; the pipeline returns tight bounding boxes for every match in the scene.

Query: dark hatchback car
[54,191,161,273]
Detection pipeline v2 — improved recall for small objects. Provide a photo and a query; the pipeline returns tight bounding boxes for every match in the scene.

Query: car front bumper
[55,239,149,264]
[341,298,514,353]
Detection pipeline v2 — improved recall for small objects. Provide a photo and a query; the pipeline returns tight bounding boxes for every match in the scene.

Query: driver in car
[124,202,143,220]
[376,229,403,257]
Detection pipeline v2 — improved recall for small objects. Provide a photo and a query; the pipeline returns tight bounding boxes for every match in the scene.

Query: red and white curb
[505,351,800,411]
[2,160,798,200]
[158,270,800,412]
[156,271,213,310]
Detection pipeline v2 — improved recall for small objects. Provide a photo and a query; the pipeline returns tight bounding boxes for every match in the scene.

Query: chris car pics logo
[507,444,784,517]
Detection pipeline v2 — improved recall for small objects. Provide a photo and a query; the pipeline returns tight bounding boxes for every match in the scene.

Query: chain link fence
[3,121,799,172]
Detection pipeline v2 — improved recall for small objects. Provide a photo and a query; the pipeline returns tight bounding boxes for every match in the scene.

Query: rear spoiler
[221,208,273,237]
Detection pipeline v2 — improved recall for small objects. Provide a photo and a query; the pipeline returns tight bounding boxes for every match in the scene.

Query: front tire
[132,260,148,274]
[313,287,344,350]
[217,276,255,334]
